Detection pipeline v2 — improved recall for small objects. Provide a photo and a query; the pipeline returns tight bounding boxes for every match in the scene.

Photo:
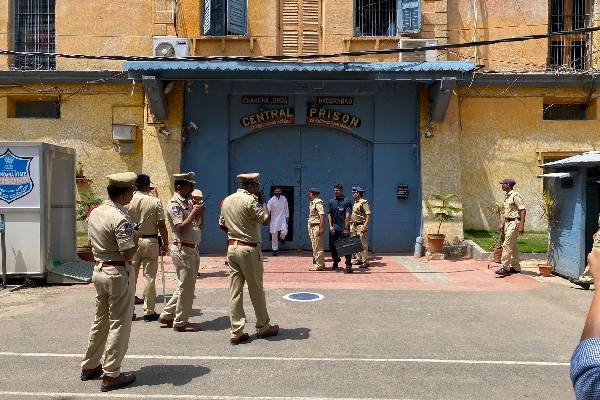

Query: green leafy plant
[426,193,463,235]
[75,161,85,178]
[487,202,505,250]
[537,190,560,265]
[76,191,102,222]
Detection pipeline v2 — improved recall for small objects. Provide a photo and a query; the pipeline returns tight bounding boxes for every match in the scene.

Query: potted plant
[487,202,504,263]
[75,161,91,186]
[76,191,103,261]
[426,193,463,253]
[537,190,559,277]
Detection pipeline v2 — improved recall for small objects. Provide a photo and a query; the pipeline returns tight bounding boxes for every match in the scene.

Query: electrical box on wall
[112,124,137,142]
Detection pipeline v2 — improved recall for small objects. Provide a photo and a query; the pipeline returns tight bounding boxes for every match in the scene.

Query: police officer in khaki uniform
[158,172,203,332]
[80,172,138,392]
[351,186,372,268]
[572,213,600,290]
[128,174,169,322]
[496,178,527,277]
[307,187,326,271]
[219,173,279,345]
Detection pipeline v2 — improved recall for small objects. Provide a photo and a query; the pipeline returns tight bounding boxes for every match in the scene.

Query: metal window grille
[543,103,588,120]
[548,0,591,70]
[355,0,398,36]
[12,0,56,70]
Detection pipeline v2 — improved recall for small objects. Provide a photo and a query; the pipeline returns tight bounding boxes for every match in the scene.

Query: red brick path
[151,251,544,292]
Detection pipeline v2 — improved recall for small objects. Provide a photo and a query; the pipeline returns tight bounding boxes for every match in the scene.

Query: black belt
[100,260,126,267]
[505,217,520,222]
[353,222,364,225]
[141,234,158,238]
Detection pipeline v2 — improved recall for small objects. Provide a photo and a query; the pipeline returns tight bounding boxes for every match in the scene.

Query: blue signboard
[0,149,34,204]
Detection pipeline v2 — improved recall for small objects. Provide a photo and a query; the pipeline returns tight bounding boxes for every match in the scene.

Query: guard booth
[0,142,76,282]
[541,151,600,279]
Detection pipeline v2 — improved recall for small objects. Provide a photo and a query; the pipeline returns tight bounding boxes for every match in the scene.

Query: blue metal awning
[125,60,475,81]
[542,152,600,169]
[126,60,474,122]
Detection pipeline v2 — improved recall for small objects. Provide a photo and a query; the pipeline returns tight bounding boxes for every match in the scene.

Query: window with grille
[354,0,421,37]
[202,0,247,36]
[11,0,56,70]
[543,101,595,120]
[548,0,591,70]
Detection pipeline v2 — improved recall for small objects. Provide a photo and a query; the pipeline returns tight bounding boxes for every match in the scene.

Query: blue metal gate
[230,126,372,250]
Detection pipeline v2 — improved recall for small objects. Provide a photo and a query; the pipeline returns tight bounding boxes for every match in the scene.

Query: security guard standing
[496,178,526,277]
[351,186,372,268]
[128,174,169,322]
[80,172,138,392]
[158,172,203,332]
[219,173,279,345]
[572,213,600,290]
[307,187,326,271]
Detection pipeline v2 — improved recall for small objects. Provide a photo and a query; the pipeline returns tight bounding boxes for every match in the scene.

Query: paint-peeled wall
[458,86,600,231]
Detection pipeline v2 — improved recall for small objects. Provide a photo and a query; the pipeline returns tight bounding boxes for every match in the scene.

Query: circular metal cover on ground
[283,292,324,302]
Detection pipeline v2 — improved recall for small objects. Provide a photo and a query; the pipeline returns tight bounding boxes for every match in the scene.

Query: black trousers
[329,230,352,266]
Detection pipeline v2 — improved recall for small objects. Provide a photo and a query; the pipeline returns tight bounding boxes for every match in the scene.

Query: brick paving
[150,250,546,292]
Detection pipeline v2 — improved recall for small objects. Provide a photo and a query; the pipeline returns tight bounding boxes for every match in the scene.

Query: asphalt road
[0,282,591,399]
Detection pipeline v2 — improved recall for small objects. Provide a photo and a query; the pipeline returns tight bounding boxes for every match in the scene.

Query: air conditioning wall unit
[398,39,438,62]
[152,36,191,58]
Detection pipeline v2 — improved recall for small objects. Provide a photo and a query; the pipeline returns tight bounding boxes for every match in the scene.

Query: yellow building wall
[457,87,600,231]
[0,0,9,69]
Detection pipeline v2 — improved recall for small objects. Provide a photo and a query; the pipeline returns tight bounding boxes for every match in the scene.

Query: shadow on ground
[133,364,210,387]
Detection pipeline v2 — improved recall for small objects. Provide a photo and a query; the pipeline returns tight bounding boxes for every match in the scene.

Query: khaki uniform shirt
[219,189,269,243]
[88,201,136,262]
[308,198,325,225]
[127,191,165,235]
[351,198,372,224]
[168,193,201,244]
[503,190,525,219]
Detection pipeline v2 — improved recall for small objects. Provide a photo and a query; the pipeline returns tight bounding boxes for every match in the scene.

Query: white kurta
[267,195,289,234]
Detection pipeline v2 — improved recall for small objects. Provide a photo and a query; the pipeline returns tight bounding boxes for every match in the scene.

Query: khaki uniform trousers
[227,244,271,338]
[501,220,521,271]
[579,230,600,283]
[133,238,159,315]
[160,245,200,328]
[308,224,325,268]
[351,224,369,263]
[81,263,135,378]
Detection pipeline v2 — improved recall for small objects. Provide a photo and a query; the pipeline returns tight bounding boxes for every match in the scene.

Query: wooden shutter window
[281,0,320,56]
[301,0,320,55]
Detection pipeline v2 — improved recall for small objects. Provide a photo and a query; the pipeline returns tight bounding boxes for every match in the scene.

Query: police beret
[499,178,516,186]
[173,171,196,183]
[106,172,137,188]
[352,186,365,193]
[237,173,260,183]
[191,189,204,198]
[308,187,320,194]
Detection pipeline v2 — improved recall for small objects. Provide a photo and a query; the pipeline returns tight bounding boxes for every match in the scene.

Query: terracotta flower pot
[537,264,554,277]
[493,246,503,263]
[427,234,445,253]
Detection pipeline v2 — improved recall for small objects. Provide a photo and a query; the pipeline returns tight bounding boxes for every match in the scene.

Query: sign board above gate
[307,106,361,132]
[241,108,295,131]
[317,97,353,106]
[241,96,289,105]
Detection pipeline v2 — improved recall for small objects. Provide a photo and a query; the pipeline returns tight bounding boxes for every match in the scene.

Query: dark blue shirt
[328,196,352,231]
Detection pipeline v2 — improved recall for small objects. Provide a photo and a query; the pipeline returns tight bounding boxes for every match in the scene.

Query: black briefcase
[334,235,363,257]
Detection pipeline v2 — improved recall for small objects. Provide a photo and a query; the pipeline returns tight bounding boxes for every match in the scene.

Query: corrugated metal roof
[125,60,475,73]
[542,152,600,168]
[125,60,475,81]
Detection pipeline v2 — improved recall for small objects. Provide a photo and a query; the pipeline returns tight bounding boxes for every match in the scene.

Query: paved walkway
[146,251,549,292]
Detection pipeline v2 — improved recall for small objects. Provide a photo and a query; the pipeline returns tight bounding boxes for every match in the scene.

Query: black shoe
[571,279,591,290]
[143,312,160,322]
[272,251,278,256]
[495,268,512,277]
[345,265,353,273]
[134,296,143,305]
[81,365,103,381]
[509,268,521,274]
[332,263,339,271]
[101,373,136,392]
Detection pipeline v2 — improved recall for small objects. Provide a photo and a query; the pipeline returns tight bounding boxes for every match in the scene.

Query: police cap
[499,178,516,186]
[106,172,137,188]
[173,171,196,183]
[237,173,260,183]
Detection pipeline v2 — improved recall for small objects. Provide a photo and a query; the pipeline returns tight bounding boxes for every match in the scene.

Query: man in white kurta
[267,187,289,256]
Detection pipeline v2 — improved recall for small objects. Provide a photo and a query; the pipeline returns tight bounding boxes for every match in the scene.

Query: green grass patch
[77,231,89,248]
[464,229,548,253]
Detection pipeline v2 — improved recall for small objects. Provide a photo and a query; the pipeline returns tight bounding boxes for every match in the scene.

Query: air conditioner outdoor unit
[152,36,191,58]
[398,39,438,62]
